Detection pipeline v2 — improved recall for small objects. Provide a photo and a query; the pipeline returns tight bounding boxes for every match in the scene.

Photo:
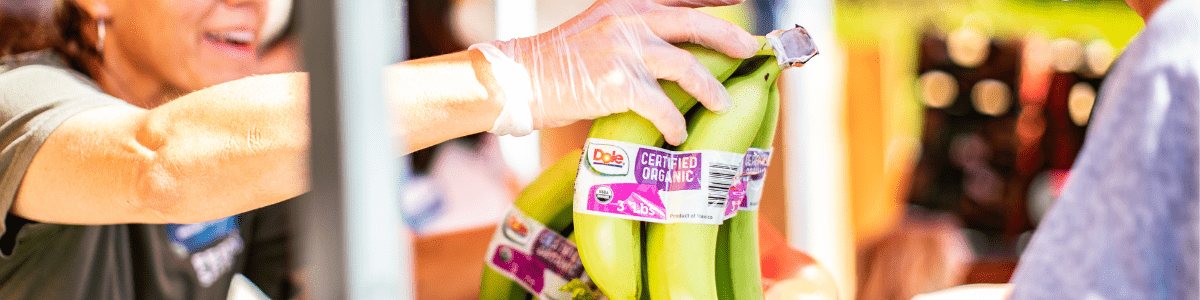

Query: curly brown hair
[1,0,97,72]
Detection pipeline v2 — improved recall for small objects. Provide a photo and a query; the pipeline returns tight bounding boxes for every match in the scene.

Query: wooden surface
[414,226,495,300]
[963,258,1018,284]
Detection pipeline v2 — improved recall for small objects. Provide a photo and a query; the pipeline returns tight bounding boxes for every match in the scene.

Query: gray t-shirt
[0,51,293,299]
[1009,0,1199,298]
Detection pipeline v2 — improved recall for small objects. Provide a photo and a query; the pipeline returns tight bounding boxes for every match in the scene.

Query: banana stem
[753,25,821,68]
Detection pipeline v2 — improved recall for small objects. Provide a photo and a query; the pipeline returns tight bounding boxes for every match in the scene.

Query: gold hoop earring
[97,19,106,55]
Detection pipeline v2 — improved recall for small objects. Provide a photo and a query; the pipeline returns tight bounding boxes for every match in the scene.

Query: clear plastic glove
[471,0,758,145]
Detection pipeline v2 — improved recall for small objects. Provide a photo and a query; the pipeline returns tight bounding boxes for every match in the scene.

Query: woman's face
[97,0,265,93]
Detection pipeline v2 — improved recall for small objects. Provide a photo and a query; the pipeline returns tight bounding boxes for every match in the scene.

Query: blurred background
[0,0,1145,298]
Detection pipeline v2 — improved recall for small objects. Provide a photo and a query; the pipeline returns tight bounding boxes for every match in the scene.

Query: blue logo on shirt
[165,216,245,286]
[165,216,241,254]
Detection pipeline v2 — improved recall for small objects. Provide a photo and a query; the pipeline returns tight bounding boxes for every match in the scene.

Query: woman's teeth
[206,31,255,46]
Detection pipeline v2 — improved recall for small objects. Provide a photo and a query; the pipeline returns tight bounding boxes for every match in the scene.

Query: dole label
[587,143,630,175]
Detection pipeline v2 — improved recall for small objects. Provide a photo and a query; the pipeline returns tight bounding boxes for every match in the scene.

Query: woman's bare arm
[386,50,502,152]
[11,51,501,224]
[14,73,313,224]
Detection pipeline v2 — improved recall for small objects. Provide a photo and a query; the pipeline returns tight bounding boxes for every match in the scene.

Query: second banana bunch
[482,27,815,300]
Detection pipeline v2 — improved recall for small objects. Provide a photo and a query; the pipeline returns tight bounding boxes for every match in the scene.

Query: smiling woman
[0,4,297,297]
[0,1,298,298]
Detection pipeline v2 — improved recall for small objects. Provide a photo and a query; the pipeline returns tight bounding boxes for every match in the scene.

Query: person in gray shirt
[917,0,1198,298]
[1008,0,1198,298]
[0,0,763,298]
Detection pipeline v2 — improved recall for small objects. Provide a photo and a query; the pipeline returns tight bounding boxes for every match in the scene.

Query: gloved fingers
[642,45,732,113]
[542,0,654,40]
[624,81,689,145]
[651,0,746,8]
[631,8,757,58]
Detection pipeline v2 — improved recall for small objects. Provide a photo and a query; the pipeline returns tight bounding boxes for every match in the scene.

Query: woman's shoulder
[0,49,99,90]
[0,49,72,73]
[0,49,111,102]
[0,49,126,125]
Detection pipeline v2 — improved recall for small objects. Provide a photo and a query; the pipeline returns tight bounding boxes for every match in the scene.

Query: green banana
[647,57,782,300]
[716,83,779,300]
[480,150,583,300]
[640,222,652,300]
[574,43,754,300]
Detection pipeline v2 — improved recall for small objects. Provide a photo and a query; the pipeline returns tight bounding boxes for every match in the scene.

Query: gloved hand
[471,0,758,145]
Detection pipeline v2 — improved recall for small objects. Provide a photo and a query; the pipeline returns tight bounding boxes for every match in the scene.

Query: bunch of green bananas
[644,48,782,300]
[481,33,802,299]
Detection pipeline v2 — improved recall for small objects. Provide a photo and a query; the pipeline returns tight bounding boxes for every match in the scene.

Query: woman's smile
[201,28,258,61]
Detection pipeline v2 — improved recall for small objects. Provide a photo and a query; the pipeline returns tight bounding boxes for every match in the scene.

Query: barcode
[707,163,738,207]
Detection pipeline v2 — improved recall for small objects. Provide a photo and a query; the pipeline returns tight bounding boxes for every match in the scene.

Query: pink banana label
[485,209,600,300]
[738,148,772,211]
[586,183,667,219]
[724,180,748,219]
[575,138,745,224]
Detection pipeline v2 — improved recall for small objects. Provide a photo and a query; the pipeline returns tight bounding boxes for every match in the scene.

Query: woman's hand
[479,0,757,145]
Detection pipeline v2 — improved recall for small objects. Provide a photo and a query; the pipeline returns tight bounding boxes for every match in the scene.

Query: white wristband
[470,43,535,137]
